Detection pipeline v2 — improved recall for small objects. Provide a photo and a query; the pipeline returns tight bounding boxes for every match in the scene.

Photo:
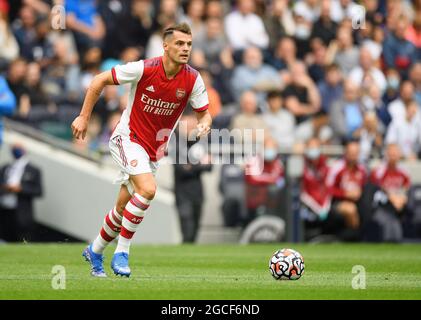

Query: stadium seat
[219,163,247,227]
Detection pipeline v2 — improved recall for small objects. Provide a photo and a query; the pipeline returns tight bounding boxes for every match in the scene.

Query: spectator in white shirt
[224,0,269,52]
[262,90,296,149]
[330,0,362,23]
[349,47,387,94]
[388,80,416,121]
[386,100,421,160]
[293,0,321,23]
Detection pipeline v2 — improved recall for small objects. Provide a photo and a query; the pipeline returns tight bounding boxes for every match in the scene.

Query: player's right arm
[71,71,115,140]
[72,60,143,139]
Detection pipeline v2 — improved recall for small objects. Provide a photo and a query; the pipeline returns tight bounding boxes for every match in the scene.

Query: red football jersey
[111,56,209,161]
[326,159,367,200]
[301,156,331,214]
[244,155,285,209]
[370,162,411,193]
[244,156,284,186]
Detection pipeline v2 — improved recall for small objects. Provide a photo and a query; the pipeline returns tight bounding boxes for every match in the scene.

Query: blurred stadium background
[1,0,421,247]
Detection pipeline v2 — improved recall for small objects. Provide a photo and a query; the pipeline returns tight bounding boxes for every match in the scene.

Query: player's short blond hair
[163,23,192,39]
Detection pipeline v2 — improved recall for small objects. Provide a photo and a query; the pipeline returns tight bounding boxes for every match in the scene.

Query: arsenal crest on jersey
[176,88,186,100]
[130,159,138,167]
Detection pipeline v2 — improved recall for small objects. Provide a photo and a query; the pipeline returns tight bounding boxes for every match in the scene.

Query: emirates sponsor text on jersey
[140,93,181,116]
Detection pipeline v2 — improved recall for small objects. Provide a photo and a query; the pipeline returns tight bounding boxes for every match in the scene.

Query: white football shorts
[109,133,159,193]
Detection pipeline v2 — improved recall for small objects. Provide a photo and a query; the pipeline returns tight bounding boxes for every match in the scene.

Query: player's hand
[196,122,210,138]
[71,115,89,140]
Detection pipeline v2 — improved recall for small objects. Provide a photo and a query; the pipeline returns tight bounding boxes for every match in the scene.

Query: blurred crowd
[1,0,421,242]
[0,0,420,159]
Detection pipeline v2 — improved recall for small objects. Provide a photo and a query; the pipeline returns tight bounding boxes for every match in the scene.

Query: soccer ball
[269,248,305,280]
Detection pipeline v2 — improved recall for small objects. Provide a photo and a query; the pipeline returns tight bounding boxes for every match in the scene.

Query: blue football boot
[111,252,131,277]
[82,244,107,278]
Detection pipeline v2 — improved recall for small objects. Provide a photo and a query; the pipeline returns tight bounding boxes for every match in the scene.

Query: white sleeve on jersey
[112,60,144,85]
[189,74,209,112]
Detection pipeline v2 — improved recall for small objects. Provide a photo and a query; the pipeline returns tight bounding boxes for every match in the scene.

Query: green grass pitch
[0,243,420,300]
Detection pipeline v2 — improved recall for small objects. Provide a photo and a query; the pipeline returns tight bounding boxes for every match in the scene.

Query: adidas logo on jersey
[146,85,155,92]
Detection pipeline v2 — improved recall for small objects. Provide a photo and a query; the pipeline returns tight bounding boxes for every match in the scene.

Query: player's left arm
[190,74,212,138]
[195,109,212,138]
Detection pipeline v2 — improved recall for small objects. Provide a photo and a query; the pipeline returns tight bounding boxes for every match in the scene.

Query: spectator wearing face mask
[300,137,331,224]
[0,143,43,242]
[292,11,313,58]
[244,137,285,225]
[382,68,401,111]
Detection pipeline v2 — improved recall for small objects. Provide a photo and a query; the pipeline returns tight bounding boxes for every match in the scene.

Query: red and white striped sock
[91,207,123,254]
[115,193,151,254]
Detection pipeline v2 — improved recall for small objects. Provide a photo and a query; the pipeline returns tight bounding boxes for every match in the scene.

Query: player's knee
[138,184,156,200]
